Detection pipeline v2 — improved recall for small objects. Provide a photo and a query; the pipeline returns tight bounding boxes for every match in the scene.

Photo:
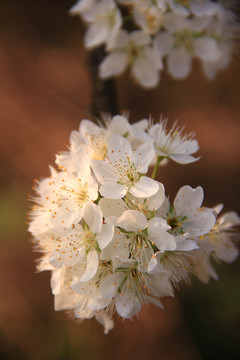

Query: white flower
[201,7,237,79]
[165,0,220,16]
[155,14,222,79]
[99,181,165,219]
[106,209,177,266]
[48,157,99,230]
[99,29,163,88]
[56,116,148,168]
[157,185,216,242]
[91,134,159,199]
[99,257,173,319]
[69,0,95,16]
[191,209,240,283]
[70,0,122,49]
[136,118,199,164]
[29,114,239,333]
[133,0,166,35]
[49,203,114,281]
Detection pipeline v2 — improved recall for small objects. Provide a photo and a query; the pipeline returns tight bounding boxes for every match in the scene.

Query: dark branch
[87,46,118,118]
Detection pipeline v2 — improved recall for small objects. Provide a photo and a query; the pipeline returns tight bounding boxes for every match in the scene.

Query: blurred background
[0,0,240,359]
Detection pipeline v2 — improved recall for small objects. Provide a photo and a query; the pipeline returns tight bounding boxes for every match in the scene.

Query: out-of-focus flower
[69,0,238,88]
[99,30,163,88]
[70,0,122,49]
[154,14,222,79]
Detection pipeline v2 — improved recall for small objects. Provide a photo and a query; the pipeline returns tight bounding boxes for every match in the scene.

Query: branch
[87,47,119,118]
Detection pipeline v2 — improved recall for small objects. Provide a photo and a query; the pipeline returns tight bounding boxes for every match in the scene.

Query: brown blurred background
[0,1,240,359]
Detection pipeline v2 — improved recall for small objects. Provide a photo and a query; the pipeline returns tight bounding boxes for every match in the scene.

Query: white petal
[183,211,216,236]
[100,181,128,199]
[154,32,174,56]
[150,273,174,297]
[99,52,128,78]
[115,294,141,319]
[87,296,112,311]
[148,252,166,274]
[99,198,128,218]
[91,159,119,183]
[84,202,103,234]
[175,235,198,251]
[130,30,151,46]
[170,153,200,164]
[99,272,125,299]
[157,196,170,218]
[147,182,165,211]
[174,185,204,216]
[100,233,129,262]
[69,0,94,15]
[96,224,114,249]
[107,28,129,50]
[191,0,219,16]
[107,210,148,232]
[95,312,114,334]
[51,269,64,295]
[194,37,222,62]
[167,48,192,79]
[215,244,239,263]
[107,135,133,164]
[132,119,148,131]
[132,53,160,88]
[84,23,109,49]
[133,141,155,173]
[148,219,176,251]
[130,176,159,198]
[80,249,99,282]
[108,115,130,135]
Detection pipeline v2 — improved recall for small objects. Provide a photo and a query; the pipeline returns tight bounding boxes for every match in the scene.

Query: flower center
[117,264,151,298]
[175,0,190,9]
[174,30,194,53]
[167,213,187,234]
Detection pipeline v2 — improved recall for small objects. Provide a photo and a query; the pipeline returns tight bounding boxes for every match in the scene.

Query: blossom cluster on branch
[29,115,239,333]
[69,0,238,88]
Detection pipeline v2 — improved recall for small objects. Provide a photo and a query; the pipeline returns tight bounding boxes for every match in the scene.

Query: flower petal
[91,159,119,183]
[133,141,155,173]
[194,37,222,62]
[83,202,103,234]
[167,47,192,79]
[96,224,114,249]
[174,185,204,216]
[106,210,148,232]
[115,294,141,319]
[99,52,128,78]
[80,249,99,282]
[130,176,159,198]
[99,198,128,218]
[100,181,128,199]
[99,272,125,299]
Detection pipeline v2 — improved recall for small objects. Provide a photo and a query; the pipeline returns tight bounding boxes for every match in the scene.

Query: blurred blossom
[70,0,239,88]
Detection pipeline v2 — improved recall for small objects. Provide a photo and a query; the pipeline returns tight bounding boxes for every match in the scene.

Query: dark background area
[0,1,239,359]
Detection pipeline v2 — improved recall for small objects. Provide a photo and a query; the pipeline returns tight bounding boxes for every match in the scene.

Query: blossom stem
[87,47,119,117]
[151,156,164,179]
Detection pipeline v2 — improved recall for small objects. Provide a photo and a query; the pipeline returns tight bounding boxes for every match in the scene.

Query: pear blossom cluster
[69,0,238,88]
[29,115,239,333]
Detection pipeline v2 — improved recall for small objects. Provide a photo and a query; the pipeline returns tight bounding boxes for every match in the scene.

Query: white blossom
[135,118,199,164]
[29,115,239,333]
[91,134,159,199]
[70,0,122,49]
[99,29,163,88]
[155,13,222,79]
